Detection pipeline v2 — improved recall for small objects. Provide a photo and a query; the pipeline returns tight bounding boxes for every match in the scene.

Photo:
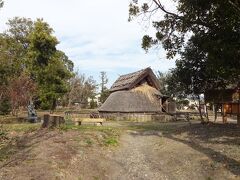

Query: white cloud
[0,0,176,84]
[76,51,174,71]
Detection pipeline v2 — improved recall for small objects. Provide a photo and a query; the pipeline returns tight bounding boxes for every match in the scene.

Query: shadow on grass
[128,121,240,176]
[165,134,240,176]
[127,122,240,145]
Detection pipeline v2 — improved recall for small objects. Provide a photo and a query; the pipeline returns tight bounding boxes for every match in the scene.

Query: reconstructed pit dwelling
[98,67,176,121]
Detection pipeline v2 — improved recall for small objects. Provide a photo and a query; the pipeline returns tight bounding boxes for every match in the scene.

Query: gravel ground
[106,130,237,180]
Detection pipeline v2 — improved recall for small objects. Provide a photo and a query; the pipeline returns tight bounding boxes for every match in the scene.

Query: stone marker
[27,103,38,123]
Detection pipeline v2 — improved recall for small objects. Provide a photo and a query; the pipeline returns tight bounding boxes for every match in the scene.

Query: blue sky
[0,0,176,87]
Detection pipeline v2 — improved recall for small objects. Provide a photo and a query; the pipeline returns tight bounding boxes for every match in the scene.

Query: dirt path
[106,129,238,180]
[107,130,167,180]
[0,122,239,180]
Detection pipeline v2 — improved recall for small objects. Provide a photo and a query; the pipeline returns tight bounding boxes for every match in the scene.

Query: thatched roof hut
[99,84,162,113]
[98,67,165,113]
[110,67,160,92]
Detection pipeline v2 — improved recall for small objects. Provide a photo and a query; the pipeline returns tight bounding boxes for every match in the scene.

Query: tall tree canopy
[6,17,33,49]
[2,18,34,77]
[0,0,3,9]
[0,17,74,113]
[28,19,73,110]
[0,17,33,107]
[129,0,240,86]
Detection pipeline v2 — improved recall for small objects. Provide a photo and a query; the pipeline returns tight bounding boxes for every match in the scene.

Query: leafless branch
[228,0,240,13]
[152,0,181,18]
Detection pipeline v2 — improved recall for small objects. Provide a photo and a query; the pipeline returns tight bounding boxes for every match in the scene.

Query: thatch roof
[98,84,161,113]
[110,67,160,92]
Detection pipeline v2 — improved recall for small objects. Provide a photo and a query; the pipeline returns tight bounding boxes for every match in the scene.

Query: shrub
[0,98,11,115]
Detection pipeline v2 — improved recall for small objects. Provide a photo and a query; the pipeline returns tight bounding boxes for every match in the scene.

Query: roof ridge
[118,67,150,78]
[110,67,158,92]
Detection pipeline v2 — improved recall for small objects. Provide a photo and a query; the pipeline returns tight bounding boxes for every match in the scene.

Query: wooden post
[238,103,240,127]
[49,115,55,128]
[53,116,59,127]
[237,115,240,127]
[159,98,162,112]
[213,104,217,122]
[222,104,227,124]
[60,116,65,124]
[237,89,240,127]
[42,114,64,128]
[42,114,50,128]
[166,100,169,113]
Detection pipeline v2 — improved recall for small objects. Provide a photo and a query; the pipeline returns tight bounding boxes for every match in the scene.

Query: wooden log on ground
[42,114,65,128]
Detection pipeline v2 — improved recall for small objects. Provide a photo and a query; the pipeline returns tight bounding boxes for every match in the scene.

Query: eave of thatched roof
[99,84,162,113]
[110,67,160,92]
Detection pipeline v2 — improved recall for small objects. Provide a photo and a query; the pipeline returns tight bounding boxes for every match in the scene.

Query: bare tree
[67,73,97,107]
[7,73,36,116]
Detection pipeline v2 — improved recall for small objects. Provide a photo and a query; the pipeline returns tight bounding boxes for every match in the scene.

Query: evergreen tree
[0,17,74,113]
[27,19,73,110]
[99,72,110,104]
[129,0,240,85]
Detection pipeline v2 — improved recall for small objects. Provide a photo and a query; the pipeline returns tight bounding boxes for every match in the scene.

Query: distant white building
[87,94,101,107]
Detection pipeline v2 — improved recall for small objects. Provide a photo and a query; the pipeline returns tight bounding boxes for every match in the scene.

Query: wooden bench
[74,118,105,126]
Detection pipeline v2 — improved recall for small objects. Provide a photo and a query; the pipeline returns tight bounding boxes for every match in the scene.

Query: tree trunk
[222,104,227,124]
[213,104,218,122]
[0,92,3,101]
[50,99,57,114]
[238,102,240,127]
[42,114,50,128]
[68,99,72,108]
[11,106,19,117]
[42,114,65,128]
[196,95,204,123]
[204,102,209,122]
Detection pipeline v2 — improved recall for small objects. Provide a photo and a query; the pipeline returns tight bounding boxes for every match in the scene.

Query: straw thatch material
[110,67,160,92]
[131,83,162,101]
[98,84,162,113]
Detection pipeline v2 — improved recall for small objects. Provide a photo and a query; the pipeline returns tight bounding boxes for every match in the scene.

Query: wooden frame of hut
[98,68,175,120]
[222,102,240,123]
[205,85,240,126]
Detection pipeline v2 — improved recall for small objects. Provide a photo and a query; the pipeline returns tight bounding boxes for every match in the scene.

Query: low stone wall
[99,112,176,122]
